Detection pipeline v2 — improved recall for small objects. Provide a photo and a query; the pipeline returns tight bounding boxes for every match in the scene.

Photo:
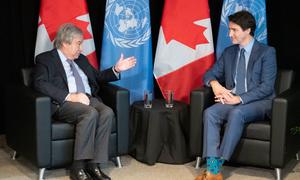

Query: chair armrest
[5,84,51,168]
[270,88,300,167]
[99,83,130,154]
[189,87,214,157]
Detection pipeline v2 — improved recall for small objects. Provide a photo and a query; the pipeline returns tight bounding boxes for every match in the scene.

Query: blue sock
[218,158,225,167]
[207,157,220,175]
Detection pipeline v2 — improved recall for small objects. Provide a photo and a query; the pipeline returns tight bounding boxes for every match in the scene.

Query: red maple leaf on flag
[71,20,92,40]
[36,0,98,68]
[161,0,210,49]
[39,0,92,41]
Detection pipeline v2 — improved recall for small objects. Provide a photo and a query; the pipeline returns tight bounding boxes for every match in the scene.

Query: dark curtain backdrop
[1,0,299,134]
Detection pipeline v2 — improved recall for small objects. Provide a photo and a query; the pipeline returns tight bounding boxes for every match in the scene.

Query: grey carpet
[1,135,300,180]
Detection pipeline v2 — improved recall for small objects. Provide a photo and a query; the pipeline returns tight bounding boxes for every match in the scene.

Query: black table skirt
[130,99,191,165]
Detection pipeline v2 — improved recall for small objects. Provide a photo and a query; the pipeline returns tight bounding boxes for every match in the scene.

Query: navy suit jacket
[33,49,119,112]
[204,40,277,104]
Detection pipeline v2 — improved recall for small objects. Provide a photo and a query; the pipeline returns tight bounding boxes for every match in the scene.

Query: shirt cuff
[112,66,120,78]
[206,80,212,87]
[239,96,244,104]
[65,93,71,101]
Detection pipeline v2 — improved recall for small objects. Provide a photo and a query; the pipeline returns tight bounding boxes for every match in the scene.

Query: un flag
[101,0,153,103]
[216,0,268,59]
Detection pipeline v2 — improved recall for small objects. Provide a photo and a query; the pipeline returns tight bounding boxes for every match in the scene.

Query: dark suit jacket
[204,40,277,104]
[32,49,119,113]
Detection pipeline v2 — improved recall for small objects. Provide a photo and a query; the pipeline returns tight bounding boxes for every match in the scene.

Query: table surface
[130,99,191,165]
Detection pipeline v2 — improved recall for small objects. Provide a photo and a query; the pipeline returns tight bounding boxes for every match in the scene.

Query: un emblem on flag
[221,0,267,43]
[105,0,151,48]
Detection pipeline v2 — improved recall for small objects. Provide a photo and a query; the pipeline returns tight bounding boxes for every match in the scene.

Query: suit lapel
[51,49,68,85]
[74,57,98,94]
[74,57,97,84]
[247,41,259,84]
[74,58,91,79]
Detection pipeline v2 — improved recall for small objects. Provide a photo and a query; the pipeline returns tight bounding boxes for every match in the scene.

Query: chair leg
[11,150,17,160]
[195,156,201,169]
[296,153,299,161]
[275,168,281,180]
[39,168,45,180]
[116,156,122,168]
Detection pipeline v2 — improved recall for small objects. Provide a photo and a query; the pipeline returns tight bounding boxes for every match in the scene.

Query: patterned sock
[218,158,225,169]
[206,157,220,175]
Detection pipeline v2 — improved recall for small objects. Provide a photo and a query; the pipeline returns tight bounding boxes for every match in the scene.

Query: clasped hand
[214,93,241,105]
[66,93,90,105]
[210,80,241,105]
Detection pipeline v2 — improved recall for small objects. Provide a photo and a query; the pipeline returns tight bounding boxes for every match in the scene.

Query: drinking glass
[164,90,174,108]
[144,90,153,108]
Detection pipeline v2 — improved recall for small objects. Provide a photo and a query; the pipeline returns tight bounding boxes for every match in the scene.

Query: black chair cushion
[222,120,270,141]
[51,117,117,140]
[242,120,270,141]
[52,122,75,140]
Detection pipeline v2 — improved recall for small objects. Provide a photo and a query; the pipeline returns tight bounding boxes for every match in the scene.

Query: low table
[130,99,191,165]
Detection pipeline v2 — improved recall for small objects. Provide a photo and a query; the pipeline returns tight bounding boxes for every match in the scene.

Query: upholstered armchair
[5,68,130,180]
[189,69,300,180]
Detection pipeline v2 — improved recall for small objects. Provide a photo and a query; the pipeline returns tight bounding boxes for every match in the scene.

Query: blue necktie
[236,48,246,95]
[67,60,85,93]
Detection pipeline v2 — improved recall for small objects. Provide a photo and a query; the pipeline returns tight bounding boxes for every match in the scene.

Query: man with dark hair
[195,10,277,180]
[33,23,136,180]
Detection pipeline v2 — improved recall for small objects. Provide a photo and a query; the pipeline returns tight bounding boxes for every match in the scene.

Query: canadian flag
[35,0,98,69]
[153,0,214,103]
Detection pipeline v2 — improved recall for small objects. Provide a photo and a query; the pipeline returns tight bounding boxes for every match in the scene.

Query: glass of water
[164,90,174,108]
[144,90,153,108]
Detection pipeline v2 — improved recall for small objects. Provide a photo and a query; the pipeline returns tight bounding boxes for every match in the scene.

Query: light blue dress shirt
[232,38,255,94]
[57,49,92,95]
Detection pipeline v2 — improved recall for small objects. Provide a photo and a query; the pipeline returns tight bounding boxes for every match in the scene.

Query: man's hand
[114,53,137,72]
[210,80,232,97]
[215,94,241,105]
[210,80,241,105]
[225,95,241,105]
[66,93,90,105]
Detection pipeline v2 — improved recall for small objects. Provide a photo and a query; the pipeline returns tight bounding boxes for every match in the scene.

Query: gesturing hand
[114,53,137,72]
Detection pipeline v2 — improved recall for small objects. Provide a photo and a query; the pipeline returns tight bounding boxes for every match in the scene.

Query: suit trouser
[202,99,272,160]
[54,97,113,163]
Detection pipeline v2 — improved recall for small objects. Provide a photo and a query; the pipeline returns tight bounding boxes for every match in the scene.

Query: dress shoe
[86,166,111,180]
[195,170,223,180]
[70,168,92,180]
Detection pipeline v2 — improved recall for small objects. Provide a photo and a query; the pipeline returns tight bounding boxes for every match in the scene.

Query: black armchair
[5,68,130,179]
[189,69,300,180]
